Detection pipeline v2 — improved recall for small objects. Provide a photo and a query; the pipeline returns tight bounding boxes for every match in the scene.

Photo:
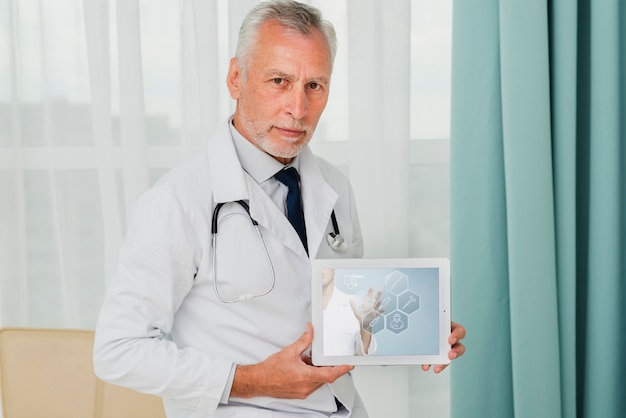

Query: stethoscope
[211,200,347,303]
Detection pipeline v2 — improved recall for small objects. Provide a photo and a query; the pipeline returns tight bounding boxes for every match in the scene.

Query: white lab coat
[93,120,368,417]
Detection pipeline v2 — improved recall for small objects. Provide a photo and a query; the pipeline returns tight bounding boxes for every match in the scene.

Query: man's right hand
[230,323,353,399]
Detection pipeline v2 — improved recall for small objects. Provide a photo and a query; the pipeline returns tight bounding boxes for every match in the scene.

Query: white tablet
[310,258,451,366]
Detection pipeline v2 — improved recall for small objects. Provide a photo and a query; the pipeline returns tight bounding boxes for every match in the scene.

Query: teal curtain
[449,1,625,417]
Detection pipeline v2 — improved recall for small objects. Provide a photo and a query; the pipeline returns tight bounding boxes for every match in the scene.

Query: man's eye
[272,78,284,85]
[309,82,320,90]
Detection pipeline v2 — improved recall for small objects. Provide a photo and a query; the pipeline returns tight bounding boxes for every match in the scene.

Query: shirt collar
[229,117,300,183]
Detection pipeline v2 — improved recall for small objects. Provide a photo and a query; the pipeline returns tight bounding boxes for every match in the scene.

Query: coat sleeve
[93,187,232,413]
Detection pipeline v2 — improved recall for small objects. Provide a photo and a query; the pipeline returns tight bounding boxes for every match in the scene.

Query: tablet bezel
[310,257,451,366]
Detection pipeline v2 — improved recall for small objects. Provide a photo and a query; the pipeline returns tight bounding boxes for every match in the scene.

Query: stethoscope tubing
[211,200,275,303]
[211,200,345,303]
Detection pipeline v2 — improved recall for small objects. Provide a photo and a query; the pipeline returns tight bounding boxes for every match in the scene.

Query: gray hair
[235,0,337,73]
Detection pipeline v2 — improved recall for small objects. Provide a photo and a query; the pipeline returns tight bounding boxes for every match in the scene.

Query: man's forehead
[255,20,330,54]
[245,25,332,77]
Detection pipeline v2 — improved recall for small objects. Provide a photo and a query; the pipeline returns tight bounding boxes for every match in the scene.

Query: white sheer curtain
[0,0,451,416]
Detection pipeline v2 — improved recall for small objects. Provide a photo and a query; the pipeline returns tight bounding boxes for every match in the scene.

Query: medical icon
[385,271,408,295]
[387,311,408,334]
[343,273,358,290]
[379,291,397,312]
[369,316,381,327]
[398,291,420,315]
[390,314,404,329]
[369,313,385,334]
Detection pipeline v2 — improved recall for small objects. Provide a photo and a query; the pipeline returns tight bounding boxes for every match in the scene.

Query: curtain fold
[499,3,562,417]
[581,1,625,415]
[83,0,124,282]
[181,0,220,156]
[346,0,411,258]
[4,0,29,325]
[116,0,150,211]
[450,0,625,417]
[549,1,578,417]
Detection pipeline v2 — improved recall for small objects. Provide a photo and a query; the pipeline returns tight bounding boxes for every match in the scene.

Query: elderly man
[93,1,466,417]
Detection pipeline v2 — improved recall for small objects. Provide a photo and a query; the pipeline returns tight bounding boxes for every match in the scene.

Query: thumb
[292,322,314,356]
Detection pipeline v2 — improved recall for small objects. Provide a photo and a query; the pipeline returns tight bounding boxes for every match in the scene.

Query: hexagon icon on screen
[386,310,409,334]
[385,270,408,295]
[362,309,381,332]
[398,291,420,314]
[369,313,385,334]
[378,291,398,315]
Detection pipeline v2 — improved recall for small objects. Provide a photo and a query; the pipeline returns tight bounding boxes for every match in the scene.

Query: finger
[433,364,448,374]
[449,342,465,360]
[449,321,466,345]
[421,364,431,372]
[315,364,354,383]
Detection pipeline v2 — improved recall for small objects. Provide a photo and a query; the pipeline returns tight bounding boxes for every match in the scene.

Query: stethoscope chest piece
[326,210,348,253]
[326,232,348,253]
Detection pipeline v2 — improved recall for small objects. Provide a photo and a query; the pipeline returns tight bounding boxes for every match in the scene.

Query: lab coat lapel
[247,183,308,258]
[247,147,339,260]
[208,125,335,258]
[208,122,307,256]
[299,147,338,257]
[207,122,249,204]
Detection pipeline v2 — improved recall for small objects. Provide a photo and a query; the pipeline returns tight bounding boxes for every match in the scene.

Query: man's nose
[285,87,308,119]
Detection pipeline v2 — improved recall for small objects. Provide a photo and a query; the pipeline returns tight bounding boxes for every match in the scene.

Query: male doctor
[93,1,466,417]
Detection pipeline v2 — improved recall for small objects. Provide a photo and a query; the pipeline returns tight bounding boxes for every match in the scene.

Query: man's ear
[226,57,242,100]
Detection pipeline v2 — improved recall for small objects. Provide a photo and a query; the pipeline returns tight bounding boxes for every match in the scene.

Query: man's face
[227,20,332,164]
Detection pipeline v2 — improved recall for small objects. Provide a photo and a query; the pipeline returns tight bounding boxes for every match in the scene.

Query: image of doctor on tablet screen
[322,268,384,356]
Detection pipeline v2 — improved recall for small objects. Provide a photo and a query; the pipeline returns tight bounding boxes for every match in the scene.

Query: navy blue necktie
[274,167,308,253]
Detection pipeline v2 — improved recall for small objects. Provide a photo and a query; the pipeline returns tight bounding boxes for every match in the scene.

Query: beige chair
[0,328,166,418]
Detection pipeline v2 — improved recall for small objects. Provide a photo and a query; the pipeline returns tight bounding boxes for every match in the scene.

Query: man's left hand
[421,321,466,374]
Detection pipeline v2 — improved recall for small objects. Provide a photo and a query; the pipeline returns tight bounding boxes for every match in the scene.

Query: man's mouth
[274,126,305,138]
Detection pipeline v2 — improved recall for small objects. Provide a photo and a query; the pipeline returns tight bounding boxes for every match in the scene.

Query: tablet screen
[311,258,450,366]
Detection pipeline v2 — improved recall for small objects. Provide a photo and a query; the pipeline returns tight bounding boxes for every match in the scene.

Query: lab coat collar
[246,146,338,259]
[229,119,285,184]
[207,120,339,259]
[207,121,249,204]
[207,124,300,254]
